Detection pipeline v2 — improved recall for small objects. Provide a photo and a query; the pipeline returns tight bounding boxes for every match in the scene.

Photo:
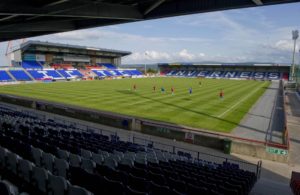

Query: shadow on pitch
[116,89,289,144]
[116,89,135,95]
[130,92,279,135]
[182,98,192,101]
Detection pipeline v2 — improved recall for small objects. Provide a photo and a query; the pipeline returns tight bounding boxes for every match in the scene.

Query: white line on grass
[217,83,265,118]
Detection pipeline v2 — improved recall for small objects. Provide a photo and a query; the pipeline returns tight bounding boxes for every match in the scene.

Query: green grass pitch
[0,78,270,133]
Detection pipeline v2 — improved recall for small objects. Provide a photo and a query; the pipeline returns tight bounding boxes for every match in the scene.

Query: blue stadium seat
[164,70,283,80]
[102,70,113,77]
[132,70,143,75]
[92,70,105,77]
[9,70,32,81]
[98,63,116,69]
[22,61,43,69]
[109,70,123,76]
[27,70,49,80]
[0,105,258,195]
[45,70,65,80]
[28,70,65,80]
[58,70,83,79]
[0,70,13,81]
[120,70,132,76]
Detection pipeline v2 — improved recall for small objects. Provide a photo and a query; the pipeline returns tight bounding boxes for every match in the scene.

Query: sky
[0,2,300,65]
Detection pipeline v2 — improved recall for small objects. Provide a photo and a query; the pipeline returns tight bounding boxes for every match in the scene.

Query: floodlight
[291,30,299,80]
[292,30,299,40]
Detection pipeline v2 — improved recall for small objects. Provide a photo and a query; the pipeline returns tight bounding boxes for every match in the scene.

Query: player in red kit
[133,84,136,91]
[171,87,174,95]
[219,89,224,99]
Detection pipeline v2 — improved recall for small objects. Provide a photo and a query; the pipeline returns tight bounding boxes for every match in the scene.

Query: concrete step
[5,70,16,81]
[250,178,292,195]
[23,69,35,81]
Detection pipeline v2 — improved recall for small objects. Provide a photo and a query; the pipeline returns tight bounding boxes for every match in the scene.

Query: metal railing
[265,81,281,145]
[282,81,290,148]
[132,136,262,177]
[0,101,262,177]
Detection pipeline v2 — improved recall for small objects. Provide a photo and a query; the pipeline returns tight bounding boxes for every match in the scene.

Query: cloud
[177,12,248,33]
[123,45,296,64]
[53,30,100,41]
[52,29,211,43]
[176,49,205,61]
[131,51,171,61]
[124,49,208,63]
[178,49,195,61]
[264,39,299,52]
[22,4,299,65]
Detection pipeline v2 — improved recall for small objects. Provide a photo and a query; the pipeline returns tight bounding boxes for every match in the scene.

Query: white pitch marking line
[217,83,265,118]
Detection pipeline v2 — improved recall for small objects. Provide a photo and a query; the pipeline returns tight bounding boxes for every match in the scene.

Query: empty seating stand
[57,70,84,79]
[28,69,69,80]
[27,70,51,80]
[9,70,32,81]
[0,105,258,195]
[44,70,65,80]
[22,61,43,70]
[4,68,142,81]
[98,63,116,69]
[92,69,142,77]
[163,70,285,80]
[0,70,13,82]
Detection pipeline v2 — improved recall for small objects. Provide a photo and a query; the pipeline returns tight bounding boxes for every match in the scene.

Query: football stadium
[0,0,300,195]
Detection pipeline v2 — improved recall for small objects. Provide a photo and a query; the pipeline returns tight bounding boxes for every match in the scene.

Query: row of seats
[27,70,65,80]
[0,142,93,195]
[0,71,13,82]
[22,61,43,70]
[97,63,116,69]
[0,105,257,195]
[163,70,287,80]
[0,180,20,195]
[0,107,183,194]
[0,106,256,194]
[28,69,84,80]
[0,68,143,82]
[1,128,245,195]
[92,69,142,77]
[9,70,32,81]
[1,124,160,194]
[57,70,84,79]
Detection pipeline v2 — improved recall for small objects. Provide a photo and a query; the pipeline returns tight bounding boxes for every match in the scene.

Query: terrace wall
[0,94,133,131]
[231,140,289,163]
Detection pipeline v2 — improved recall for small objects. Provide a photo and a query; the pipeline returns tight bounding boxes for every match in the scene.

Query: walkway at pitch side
[285,91,300,165]
[232,81,284,144]
[249,91,300,195]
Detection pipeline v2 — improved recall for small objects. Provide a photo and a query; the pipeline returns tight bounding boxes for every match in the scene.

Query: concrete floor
[285,92,300,166]
[232,81,284,144]
[250,178,292,195]
[249,91,300,194]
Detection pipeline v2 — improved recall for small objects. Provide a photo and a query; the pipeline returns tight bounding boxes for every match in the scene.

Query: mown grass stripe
[0,78,270,132]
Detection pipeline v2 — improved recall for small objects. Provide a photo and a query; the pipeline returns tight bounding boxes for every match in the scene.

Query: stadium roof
[1,0,300,42]
[15,40,131,56]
